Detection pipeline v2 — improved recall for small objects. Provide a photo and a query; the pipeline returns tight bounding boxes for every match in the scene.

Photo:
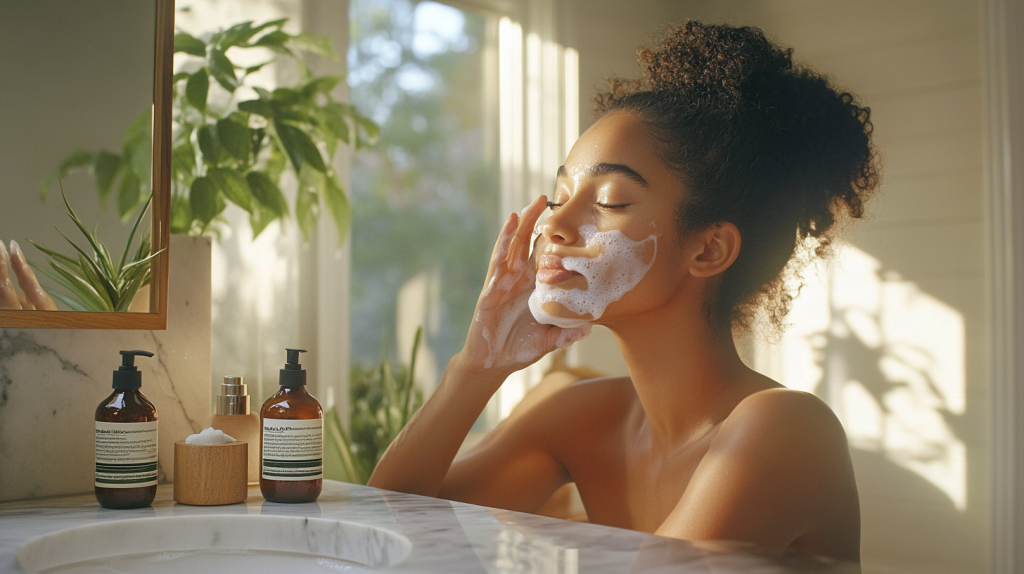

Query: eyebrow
[556,163,649,187]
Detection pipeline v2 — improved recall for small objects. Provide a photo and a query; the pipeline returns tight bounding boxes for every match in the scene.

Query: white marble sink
[16,514,412,573]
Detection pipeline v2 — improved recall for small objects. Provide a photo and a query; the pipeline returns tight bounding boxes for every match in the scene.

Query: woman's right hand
[457,195,590,381]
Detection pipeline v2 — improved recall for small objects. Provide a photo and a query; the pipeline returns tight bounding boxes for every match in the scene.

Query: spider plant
[28,183,163,312]
[326,326,424,485]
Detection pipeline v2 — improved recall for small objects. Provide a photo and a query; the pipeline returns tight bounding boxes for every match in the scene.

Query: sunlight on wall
[493,14,579,422]
[179,0,305,404]
[748,243,967,510]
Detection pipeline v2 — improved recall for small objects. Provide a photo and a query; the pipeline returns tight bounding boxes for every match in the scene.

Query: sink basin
[17,515,412,573]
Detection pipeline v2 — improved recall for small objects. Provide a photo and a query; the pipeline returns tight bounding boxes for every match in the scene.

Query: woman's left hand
[0,240,57,310]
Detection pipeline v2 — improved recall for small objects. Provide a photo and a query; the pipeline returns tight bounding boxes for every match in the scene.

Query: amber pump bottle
[95,350,158,509]
[260,348,323,503]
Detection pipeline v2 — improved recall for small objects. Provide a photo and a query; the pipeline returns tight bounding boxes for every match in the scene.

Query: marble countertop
[0,480,858,573]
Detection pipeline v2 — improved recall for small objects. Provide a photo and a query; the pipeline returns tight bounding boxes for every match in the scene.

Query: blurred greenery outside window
[348,0,500,429]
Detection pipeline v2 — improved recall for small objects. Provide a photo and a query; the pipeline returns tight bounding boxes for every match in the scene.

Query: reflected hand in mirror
[0,240,56,311]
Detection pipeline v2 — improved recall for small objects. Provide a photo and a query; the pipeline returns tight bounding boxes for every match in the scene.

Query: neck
[602,292,760,449]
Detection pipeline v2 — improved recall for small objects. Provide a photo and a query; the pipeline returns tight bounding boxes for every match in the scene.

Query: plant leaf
[238,99,274,118]
[404,326,423,423]
[321,104,351,143]
[185,68,209,112]
[354,114,381,147]
[288,32,338,60]
[48,261,108,311]
[39,150,92,200]
[57,182,107,261]
[301,75,342,97]
[26,240,79,268]
[216,118,251,162]
[93,151,125,205]
[323,172,350,246]
[279,122,326,172]
[208,47,238,91]
[119,195,152,270]
[296,166,321,242]
[252,30,290,51]
[189,176,219,225]
[274,121,304,173]
[213,20,254,49]
[171,141,197,186]
[173,32,206,57]
[117,172,142,219]
[248,203,277,239]
[197,124,222,166]
[208,167,252,212]
[245,171,288,217]
[170,195,193,234]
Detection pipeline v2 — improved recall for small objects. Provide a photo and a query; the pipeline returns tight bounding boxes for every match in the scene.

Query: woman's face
[530,112,692,327]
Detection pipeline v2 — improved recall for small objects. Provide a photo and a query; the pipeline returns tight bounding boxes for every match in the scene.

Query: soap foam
[530,225,656,327]
[185,427,237,445]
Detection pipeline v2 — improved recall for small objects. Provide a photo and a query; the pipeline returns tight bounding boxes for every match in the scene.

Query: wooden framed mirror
[0,0,173,329]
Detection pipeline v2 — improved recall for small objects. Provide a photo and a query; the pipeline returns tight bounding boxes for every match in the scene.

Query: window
[348,0,579,428]
[348,0,500,398]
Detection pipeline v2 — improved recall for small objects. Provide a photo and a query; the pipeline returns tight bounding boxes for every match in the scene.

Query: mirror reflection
[0,0,157,312]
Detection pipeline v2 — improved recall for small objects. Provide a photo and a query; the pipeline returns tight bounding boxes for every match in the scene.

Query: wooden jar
[173,441,248,505]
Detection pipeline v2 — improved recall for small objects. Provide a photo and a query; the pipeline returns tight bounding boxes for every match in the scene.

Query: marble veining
[0,236,212,500]
[0,481,859,573]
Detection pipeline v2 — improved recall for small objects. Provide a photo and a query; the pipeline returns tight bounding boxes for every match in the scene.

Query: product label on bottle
[95,421,158,488]
[262,418,323,481]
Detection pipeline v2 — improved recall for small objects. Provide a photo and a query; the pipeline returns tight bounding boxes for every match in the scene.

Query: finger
[0,241,24,309]
[546,324,592,354]
[18,293,34,310]
[10,240,57,310]
[489,213,518,268]
[507,195,547,268]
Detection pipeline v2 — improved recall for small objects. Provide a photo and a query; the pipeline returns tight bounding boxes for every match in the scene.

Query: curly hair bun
[595,21,879,332]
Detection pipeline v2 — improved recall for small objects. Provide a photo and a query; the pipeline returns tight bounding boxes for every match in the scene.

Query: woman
[369,21,877,562]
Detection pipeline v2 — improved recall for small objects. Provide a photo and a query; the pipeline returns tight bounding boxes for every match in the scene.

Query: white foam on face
[529,225,656,328]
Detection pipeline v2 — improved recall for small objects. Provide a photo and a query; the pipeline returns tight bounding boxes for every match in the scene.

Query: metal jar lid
[216,375,250,415]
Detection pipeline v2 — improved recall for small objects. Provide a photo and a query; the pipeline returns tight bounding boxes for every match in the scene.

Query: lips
[536,254,581,285]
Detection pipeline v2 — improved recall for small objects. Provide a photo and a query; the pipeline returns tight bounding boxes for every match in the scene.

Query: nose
[541,198,583,246]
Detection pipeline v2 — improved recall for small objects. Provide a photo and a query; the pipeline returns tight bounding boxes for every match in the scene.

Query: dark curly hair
[594,21,879,334]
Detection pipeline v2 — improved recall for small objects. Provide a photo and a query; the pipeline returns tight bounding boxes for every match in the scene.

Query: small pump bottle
[95,350,158,509]
[260,348,323,503]
[210,376,261,484]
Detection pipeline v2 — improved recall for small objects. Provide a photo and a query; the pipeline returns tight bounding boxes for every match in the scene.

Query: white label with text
[95,421,158,488]
[262,418,323,481]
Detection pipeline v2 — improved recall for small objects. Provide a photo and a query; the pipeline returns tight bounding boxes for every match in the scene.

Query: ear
[689,222,741,278]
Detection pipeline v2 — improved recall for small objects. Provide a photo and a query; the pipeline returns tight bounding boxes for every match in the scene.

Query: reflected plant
[326,326,424,484]
[27,183,161,312]
[49,18,379,245]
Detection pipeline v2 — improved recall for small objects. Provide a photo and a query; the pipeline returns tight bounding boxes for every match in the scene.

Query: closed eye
[598,203,630,210]
[546,201,563,210]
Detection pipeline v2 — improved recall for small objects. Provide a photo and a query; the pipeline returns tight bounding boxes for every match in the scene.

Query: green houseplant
[28,183,161,312]
[49,18,379,244]
[326,327,424,484]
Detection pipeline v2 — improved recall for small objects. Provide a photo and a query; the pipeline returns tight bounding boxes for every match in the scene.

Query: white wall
[0,0,154,275]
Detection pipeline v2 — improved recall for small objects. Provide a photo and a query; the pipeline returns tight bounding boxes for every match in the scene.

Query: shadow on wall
[749,243,968,510]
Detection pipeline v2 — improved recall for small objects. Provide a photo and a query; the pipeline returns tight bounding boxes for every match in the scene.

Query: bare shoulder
[504,374,637,442]
[713,387,852,475]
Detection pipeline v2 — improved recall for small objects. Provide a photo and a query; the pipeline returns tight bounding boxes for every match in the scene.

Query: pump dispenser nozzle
[113,350,154,389]
[279,348,307,386]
